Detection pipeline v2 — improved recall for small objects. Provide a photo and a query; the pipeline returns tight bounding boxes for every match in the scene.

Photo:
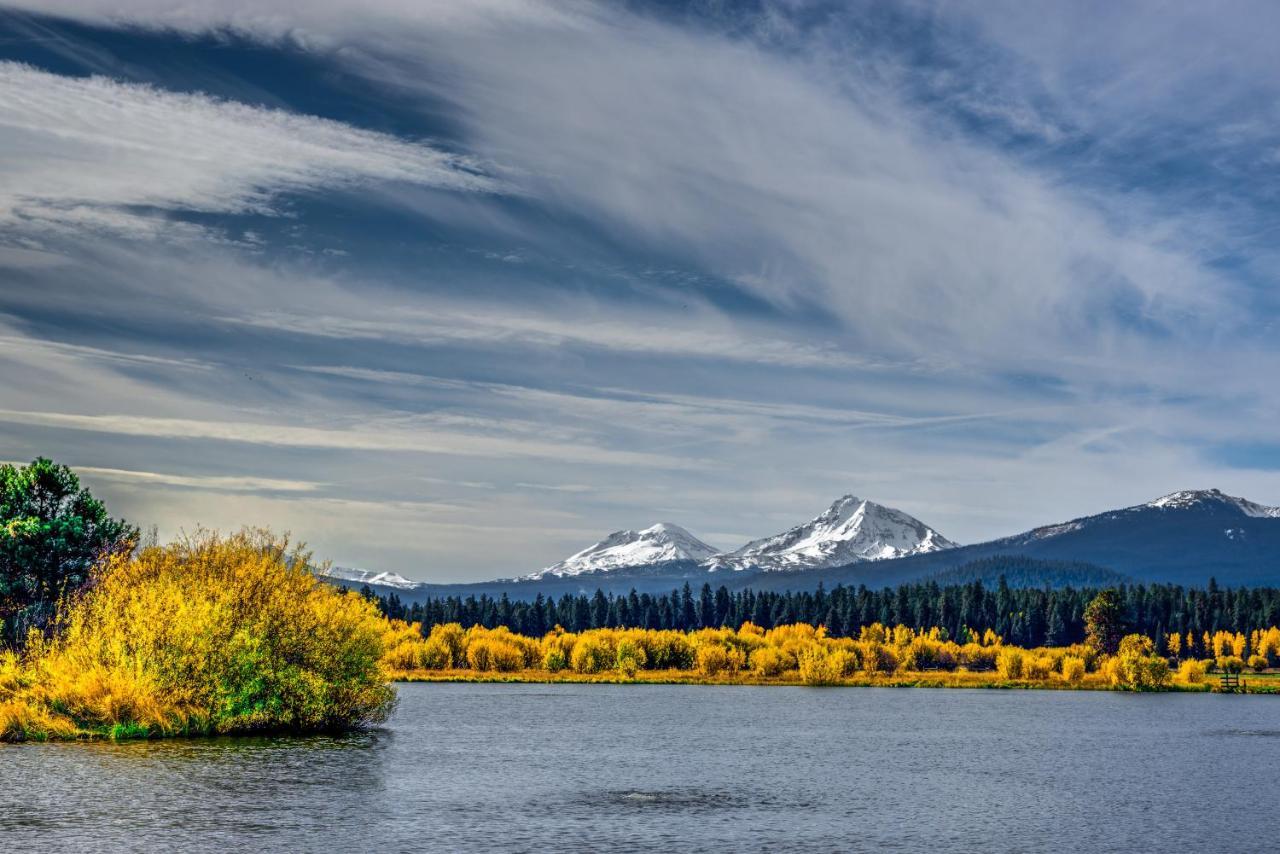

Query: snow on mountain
[1016,488,1280,543]
[319,566,420,590]
[1004,488,1280,548]
[706,495,957,572]
[1144,489,1280,519]
[531,522,718,579]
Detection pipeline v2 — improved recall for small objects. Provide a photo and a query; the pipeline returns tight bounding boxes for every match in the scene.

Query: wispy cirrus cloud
[232,307,897,371]
[0,60,496,240]
[67,465,324,494]
[0,407,694,469]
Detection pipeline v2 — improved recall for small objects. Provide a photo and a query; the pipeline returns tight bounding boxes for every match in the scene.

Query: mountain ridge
[320,487,1280,600]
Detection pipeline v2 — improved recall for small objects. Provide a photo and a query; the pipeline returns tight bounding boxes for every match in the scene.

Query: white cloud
[0,407,696,470]
[234,306,888,370]
[70,465,324,494]
[0,61,496,239]
[13,0,584,44]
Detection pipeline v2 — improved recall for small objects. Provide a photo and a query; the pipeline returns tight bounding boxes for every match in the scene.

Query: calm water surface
[2,683,1278,852]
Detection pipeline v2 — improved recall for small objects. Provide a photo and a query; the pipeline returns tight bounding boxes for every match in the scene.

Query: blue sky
[1,1,1278,580]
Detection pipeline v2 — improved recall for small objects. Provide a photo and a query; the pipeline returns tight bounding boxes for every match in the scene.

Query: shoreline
[389,667,1277,693]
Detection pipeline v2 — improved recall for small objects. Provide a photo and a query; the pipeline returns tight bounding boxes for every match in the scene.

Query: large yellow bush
[1,530,394,740]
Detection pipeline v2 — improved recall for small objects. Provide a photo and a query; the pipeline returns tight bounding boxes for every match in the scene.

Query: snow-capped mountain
[1144,489,1280,519]
[875,487,1280,588]
[1010,488,1280,545]
[319,565,420,590]
[530,522,718,579]
[706,495,957,572]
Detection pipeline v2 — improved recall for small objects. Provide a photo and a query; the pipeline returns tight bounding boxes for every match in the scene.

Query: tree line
[369,576,1280,651]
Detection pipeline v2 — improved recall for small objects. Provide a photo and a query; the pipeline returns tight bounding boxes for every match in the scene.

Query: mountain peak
[319,566,420,590]
[708,494,956,572]
[641,522,690,535]
[1146,489,1280,518]
[531,522,717,579]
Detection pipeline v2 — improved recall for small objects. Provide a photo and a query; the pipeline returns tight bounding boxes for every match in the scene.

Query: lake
[3,683,1277,852]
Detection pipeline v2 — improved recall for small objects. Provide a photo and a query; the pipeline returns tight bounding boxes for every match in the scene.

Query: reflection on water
[3,684,1279,852]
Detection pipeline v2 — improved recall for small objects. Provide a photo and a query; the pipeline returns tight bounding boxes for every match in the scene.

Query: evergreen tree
[1084,589,1124,655]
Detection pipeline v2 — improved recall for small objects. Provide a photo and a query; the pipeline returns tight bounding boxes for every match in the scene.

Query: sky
[1,1,1278,581]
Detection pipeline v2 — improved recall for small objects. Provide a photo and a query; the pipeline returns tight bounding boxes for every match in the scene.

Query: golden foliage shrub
[750,646,791,677]
[996,649,1025,679]
[465,638,523,672]
[427,623,467,668]
[2,530,394,740]
[1060,656,1086,684]
[1108,635,1172,690]
[858,641,898,675]
[797,646,843,686]
[859,623,887,644]
[1175,659,1207,685]
[696,644,731,676]
[1256,627,1280,664]
[418,639,453,670]
[1024,656,1055,681]
[570,634,615,674]
[633,630,695,670]
[830,649,859,678]
[540,629,575,672]
[958,643,998,671]
[463,626,540,669]
[615,638,647,676]
[382,619,435,671]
